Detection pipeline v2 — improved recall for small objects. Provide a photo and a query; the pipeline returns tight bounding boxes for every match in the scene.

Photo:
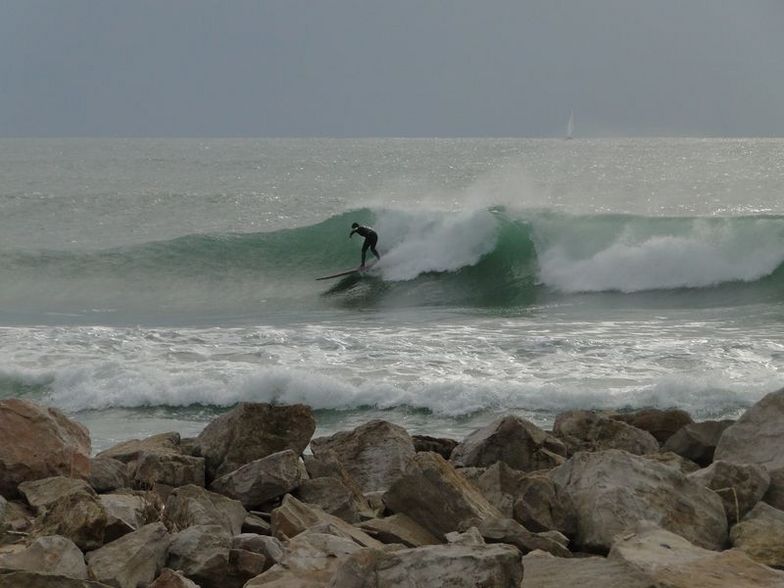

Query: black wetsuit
[350,225,380,266]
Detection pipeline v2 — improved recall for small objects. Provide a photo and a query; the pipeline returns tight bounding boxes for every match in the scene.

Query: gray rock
[553,410,659,456]
[232,533,283,569]
[296,476,365,523]
[0,535,87,579]
[511,471,577,536]
[88,458,130,493]
[129,451,205,489]
[163,484,247,535]
[310,420,416,493]
[148,568,200,588]
[411,435,458,460]
[730,501,784,568]
[450,415,566,472]
[551,449,727,552]
[96,432,183,463]
[358,513,441,547]
[166,524,232,588]
[764,466,784,510]
[663,419,735,467]
[610,408,693,444]
[521,550,652,588]
[688,460,770,525]
[642,451,701,474]
[0,571,111,588]
[476,516,571,557]
[85,522,170,588]
[715,388,784,469]
[99,493,149,542]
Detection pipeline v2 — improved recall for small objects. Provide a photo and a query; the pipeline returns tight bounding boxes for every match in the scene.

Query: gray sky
[1,1,783,137]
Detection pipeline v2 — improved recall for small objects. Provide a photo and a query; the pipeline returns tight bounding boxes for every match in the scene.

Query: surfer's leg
[361,241,369,267]
[368,235,380,260]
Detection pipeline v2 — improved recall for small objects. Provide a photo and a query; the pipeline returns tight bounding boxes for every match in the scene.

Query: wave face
[1,208,783,320]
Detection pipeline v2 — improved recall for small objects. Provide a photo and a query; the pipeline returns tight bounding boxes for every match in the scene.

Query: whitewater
[0,138,782,451]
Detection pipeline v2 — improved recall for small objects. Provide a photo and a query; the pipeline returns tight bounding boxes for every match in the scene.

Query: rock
[476,516,571,557]
[0,535,87,579]
[88,458,130,493]
[99,493,150,542]
[310,420,416,493]
[85,522,170,588]
[765,466,784,510]
[642,451,701,474]
[553,410,659,456]
[148,568,200,588]
[411,435,458,460]
[129,451,205,489]
[471,461,526,517]
[551,449,727,552]
[609,521,784,587]
[194,403,315,480]
[295,477,365,523]
[521,550,652,587]
[715,388,784,469]
[730,501,784,568]
[0,571,112,588]
[270,494,382,548]
[163,484,247,535]
[688,460,770,524]
[663,419,735,467]
[18,477,106,551]
[0,499,34,536]
[511,471,577,536]
[96,432,182,463]
[243,512,271,535]
[445,526,485,546]
[383,452,501,540]
[210,450,307,509]
[358,513,441,547]
[610,408,694,444]
[450,415,566,472]
[232,533,283,569]
[0,399,91,498]
[166,524,232,588]
[229,548,267,584]
[0,496,6,532]
[329,543,524,588]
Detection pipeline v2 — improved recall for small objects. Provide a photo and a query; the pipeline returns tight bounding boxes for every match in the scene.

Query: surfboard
[316,261,377,281]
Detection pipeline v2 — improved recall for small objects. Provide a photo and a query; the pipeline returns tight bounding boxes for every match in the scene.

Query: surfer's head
[351,222,359,229]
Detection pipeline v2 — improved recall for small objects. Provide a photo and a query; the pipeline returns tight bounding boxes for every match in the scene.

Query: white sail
[566,110,575,139]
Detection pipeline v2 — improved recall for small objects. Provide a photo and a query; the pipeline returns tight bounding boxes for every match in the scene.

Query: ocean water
[0,138,782,452]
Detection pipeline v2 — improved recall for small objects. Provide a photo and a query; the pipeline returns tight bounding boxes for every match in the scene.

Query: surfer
[349,222,381,269]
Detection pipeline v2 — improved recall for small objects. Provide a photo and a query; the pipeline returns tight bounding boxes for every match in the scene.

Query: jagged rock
[329,543,524,588]
[163,484,247,535]
[553,410,659,456]
[295,477,365,523]
[310,420,416,493]
[0,496,6,532]
[445,526,485,546]
[383,452,501,540]
[663,419,735,467]
[551,449,727,552]
[358,513,441,547]
[0,399,91,498]
[0,571,111,587]
[471,461,526,517]
[148,568,200,588]
[229,548,267,583]
[642,451,701,474]
[232,533,283,570]
[270,494,381,548]
[688,460,770,524]
[765,466,784,510]
[100,493,149,542]
[85,522,170,588]
[166,524,232,588]
[609,521,784,587]
[96,432,182,463]
[610,408,694,444]
[411,435,458,460]
[0,535,87,579]
[450,416,566,472]
[129,451,205,489]
[210,450,307,509]
[511,471,577,536]
[193,403,315,480]
[476,516,571,557]
[18,477,106,550]
[730,502,784,568]
[521,550,652,587]
[0,499,34,536]
[243,512,271,535]
[88,458,130,493]
[715,388,784,468]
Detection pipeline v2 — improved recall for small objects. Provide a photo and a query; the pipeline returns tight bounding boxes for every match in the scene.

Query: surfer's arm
[349,229,356,238]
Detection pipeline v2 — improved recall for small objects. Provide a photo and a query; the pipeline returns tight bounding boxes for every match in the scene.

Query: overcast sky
[1,1,783,137]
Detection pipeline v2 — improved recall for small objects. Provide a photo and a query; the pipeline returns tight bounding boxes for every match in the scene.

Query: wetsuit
[349,225,380,267]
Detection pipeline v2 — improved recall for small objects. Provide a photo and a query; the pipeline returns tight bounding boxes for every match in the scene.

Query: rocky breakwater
[2,392,784,586]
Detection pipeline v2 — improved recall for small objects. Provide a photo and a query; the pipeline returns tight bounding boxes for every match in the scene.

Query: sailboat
[566,110,575,140]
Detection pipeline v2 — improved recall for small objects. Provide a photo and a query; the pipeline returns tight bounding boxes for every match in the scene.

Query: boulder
[553,410,659,456]
[99,493,150,542]
[688,460,770,524]
[382,452,502,540]
[163,484,246,535]
[0,571,111,588]
[642,451,701,474]
[609,521,784,587]
[228,548,267,584]
[445,526,485,546]
[88,458,130,493]
[85,522,170,588]
[242,512,271,535]
[764,466,784,510]
[270,494,382,548]
[295,477,365,523]
[550,449,727,552]
[470,461,526,517]
[610,408,693,444]
[358,513,441,547]
[411,435,458,460]
[450,416,566,472]
[663,419,735,467]
[193,403,315,480]
[18,477,106,551]
[96,432,183,462]
[148,569,200,588]
[0,535,87,579]
[521,550,652,588]
[232,533,283,570]
[166,524,232,588]
[310,420,416,493]
[511,471,577,536]
[730,501,784,568]
[329,543,524,588]
[210,450,307,509]
[0,399,91,498]
[129,452,205,489]
[476,516,571,557]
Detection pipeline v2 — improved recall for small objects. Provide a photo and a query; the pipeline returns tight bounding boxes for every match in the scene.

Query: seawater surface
[0,138,782,451]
